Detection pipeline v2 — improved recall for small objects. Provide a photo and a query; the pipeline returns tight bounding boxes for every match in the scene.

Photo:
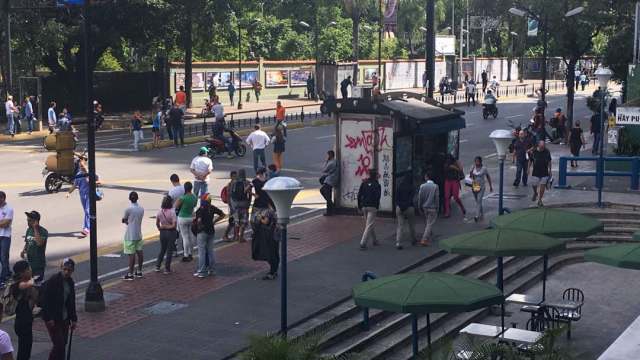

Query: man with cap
[41,258,77,360]
[21,211,48,284]
[122,191,145,281]
[190,147,214,199]
[357,169,382,250]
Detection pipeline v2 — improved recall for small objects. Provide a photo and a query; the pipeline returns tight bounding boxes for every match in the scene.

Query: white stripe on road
[459,139,469,143]
[316,135,336,139]
[506,114,524,119]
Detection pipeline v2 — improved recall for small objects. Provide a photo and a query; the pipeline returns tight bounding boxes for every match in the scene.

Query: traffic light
[44,132,76,174]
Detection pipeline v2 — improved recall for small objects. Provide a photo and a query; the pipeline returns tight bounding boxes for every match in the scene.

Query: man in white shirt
[122,191,145,280]
[246,124,270,173]
[47,101,57,134]
[4,96,17,137]
[0,192,13,285]
[212,101,224,122]
[190,147,213,198]
[168,174,184,206]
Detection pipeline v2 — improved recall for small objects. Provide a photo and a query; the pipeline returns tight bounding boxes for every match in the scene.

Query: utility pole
[378,0,382,89]
[459,18,464,84]
[540,14,548,102]
[184,3,193,108]
[3,0,12,95]
[425,0,435,98]
[466,0,470,58]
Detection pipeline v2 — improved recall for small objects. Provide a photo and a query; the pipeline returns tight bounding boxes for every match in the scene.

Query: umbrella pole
[427,313,432,348]
[497,257,504,291]
[501,303,505,333]
[412,313,419,358]
[542,254,548,302]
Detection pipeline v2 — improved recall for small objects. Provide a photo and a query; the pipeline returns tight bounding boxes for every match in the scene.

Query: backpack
[2,283,17,317]
[220,185,229,204]
[231,181,248,202]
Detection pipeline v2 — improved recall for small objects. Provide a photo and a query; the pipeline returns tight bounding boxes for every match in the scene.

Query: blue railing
[556,156,640,190]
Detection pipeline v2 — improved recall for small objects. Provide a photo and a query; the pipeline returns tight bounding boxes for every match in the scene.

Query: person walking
[569,120,586,168]
[174,85,187,112]
[253,80,262,102]
[418,172,439,246]
[41,258,77,360]
[306,75,315,100]
[529,140,552,207]
[130,111,144,151]
[23,96,34,135]
[320,150,339,216]
[152,108,161,148]
[271,121,286,171]
[481,70,488,94]
[395,175,417,250]
[469,156,493,222]
[340,76,352,99]
[47,101,57,134]
[590,110,602,155]
[466,80,477,106]
[357,169,381,250]
[513,130,533,187]
[66,158,91,238]
[0,192,13,286]
[168,103,185,147]
[443,154,466,219]
[580,72,587,91]
[222,171,237,242]
[190,147,213,199]
[227,81,236,106]
[246,125,270,173]
[10,260,37,360]
[122,191,144,281]
[176,182,197,262]
[551,108,568,144]
[5,96,17,137]
[155,196,176,274]
[251,209,279,280]
[193,194,225,278]
[230,170,252,243]
[21,211,47,284]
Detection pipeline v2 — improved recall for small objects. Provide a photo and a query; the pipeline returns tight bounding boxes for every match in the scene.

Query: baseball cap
[555,108,562,113]
[62,258,76,270]
[199,146,210,154]
[25,211,41,221]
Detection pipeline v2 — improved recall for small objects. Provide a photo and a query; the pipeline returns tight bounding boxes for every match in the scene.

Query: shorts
[123,239,143,254]
[152,127,160,133]
[531,176,549,186]
[233,207,249,226]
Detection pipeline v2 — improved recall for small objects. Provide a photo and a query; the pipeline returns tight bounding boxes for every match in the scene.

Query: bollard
[557,157,568,188]
[301,106,305,122]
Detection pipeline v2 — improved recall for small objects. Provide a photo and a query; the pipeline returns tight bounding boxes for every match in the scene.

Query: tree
[343,0,373,84]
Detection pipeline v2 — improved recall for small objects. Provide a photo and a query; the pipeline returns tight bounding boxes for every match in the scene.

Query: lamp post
[490,130,513,216]
[594,67,613,207]
[263,177,303,336]
[425,0,435,98]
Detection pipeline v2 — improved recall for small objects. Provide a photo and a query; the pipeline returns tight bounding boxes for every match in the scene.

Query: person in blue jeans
[168,103,184,147]
[24,96,34,134]
[67,159,92,238]
[5,96,17,136]
[0,191,14,284]
[245,125,270,173]
[193,194,225,277]
[513,129,533,187]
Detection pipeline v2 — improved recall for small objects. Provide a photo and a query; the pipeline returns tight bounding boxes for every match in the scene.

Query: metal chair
[557,288,584,339]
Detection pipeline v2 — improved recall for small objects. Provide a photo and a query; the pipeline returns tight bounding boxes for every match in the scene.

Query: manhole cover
[142,301,188,315]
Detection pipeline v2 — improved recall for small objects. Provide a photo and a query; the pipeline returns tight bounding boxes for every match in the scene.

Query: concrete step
[603,226,640,236]
[580,235,635,243]
[550,203,640,212]
[567,208,640,220]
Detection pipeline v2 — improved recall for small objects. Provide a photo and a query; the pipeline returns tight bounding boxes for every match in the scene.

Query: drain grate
[142,301,188,315]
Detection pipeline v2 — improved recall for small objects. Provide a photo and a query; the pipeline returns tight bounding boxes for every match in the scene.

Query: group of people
[0,190,79,360]
[4,96,36,137]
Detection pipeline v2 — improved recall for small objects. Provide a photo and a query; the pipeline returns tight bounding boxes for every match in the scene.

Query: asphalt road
[0,90,595,288]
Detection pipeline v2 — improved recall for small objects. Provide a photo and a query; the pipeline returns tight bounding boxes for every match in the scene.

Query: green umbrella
[585,244,640,270]
[440,229,565,301]
[633,231,640,242]
[353,272,504,357]
[490,208,603,238]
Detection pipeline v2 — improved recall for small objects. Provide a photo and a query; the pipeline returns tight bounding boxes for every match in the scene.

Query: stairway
[230,203,639,360]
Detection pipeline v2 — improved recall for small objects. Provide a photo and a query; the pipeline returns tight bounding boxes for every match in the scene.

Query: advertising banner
[206,72,232,90]
[265,70,289,87]
[234,70,258,89]
[290,69,313,87]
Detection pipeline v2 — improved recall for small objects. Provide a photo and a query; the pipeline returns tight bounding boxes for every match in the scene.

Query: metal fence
[556,156,640,190]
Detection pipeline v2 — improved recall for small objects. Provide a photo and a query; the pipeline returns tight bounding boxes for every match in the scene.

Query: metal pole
[83,2,105,313]
[459,18,464,84]
[3,0,12,95]
[280,220,288,335]
[499,158,505,215]
[466,0,470,58]
[541,15,548,102]
[598,90,606,207]
[378,0,382,90]
[497,257,504,291]
[412,314,419,358]
[426,0,435,98]
[426,313,431,348]
[237,16,243,110]
[542,254,548,301]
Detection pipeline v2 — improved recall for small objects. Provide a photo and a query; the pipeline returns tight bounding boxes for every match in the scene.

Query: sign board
[616,107,640,125]
[527,18,539,37]
[436,36,456,56]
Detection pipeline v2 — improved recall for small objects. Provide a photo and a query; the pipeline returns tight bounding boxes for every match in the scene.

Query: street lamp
[233,14,260,110]
[263,177,303,336]
[490,129,513,216]
[594,67,613,207]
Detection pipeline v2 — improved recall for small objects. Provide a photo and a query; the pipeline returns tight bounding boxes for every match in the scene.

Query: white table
[499,328,543,345]
[505,293,542,306]
[459,323,504,339]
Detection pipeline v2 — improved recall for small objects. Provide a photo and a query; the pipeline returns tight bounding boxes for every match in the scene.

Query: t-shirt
[178,194,197,218]
[0,330,14,355]
[246,130,270,150]
[531,148,552,178]
[131,118,142,131]
[152,112,161,129]
[25,226,48,272]
[174,91,186,105]
[190,156,213,183]
[48,107,57,125]
[123,203,144,241]
[195,205,224,234]
[0,204,13,238]
[4,101,13,115]
[514,139,533,162]
[168,185,185,206]
[168,108,183,126]
[156,208,176,229]
[212,103,224,120]
[570,128,583,146]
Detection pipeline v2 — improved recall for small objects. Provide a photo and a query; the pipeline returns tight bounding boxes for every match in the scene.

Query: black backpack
[231,181,248,202]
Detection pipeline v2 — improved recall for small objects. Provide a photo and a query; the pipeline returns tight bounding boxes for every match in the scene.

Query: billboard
[174,72,205,91]
[234,70,258,89]
[265,70,289,87]
[290,69,312,87]
[206,72,233,90]
[528,18,539,37]
[436,36,456,55]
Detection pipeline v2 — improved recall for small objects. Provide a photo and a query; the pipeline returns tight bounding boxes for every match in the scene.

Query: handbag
[472,180,482,193]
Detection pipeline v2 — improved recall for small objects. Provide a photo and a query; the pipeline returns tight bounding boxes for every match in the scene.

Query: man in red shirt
[174,86,187,112]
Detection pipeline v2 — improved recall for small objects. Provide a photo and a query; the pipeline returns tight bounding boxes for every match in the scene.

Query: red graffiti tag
[355,153,371,177]
[344,127,391,154]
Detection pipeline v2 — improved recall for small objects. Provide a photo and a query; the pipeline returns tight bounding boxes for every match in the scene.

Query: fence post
[557,157,569,188]
[301,106,305,123]
[631,157,640,190]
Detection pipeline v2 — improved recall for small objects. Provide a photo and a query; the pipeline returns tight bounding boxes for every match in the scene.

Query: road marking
[506,114,524,118]
[485,153,498,159]
[316,135,336,139]
[459,139,469,143]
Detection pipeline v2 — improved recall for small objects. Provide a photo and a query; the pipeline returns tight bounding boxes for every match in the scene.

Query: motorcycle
[204,129,247,158]
[438,77,458,96]
[43,151,85,193]
[482,103,499,119]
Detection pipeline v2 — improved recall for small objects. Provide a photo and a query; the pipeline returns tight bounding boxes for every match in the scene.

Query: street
[0,90,595,290]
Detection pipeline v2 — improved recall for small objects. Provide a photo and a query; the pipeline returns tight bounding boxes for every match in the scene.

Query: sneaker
[134,271,143,278]
[537,200,544,207]
[359,244,367,251]
[532,193,538,202]
[193,272,200,277]
[396,244,403,250]
[154,267,161,272]
[197,273,207,278]
[123,274,134,281]
[181,257,190,262]
[262,273,276,280]
[163,270,172,275]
